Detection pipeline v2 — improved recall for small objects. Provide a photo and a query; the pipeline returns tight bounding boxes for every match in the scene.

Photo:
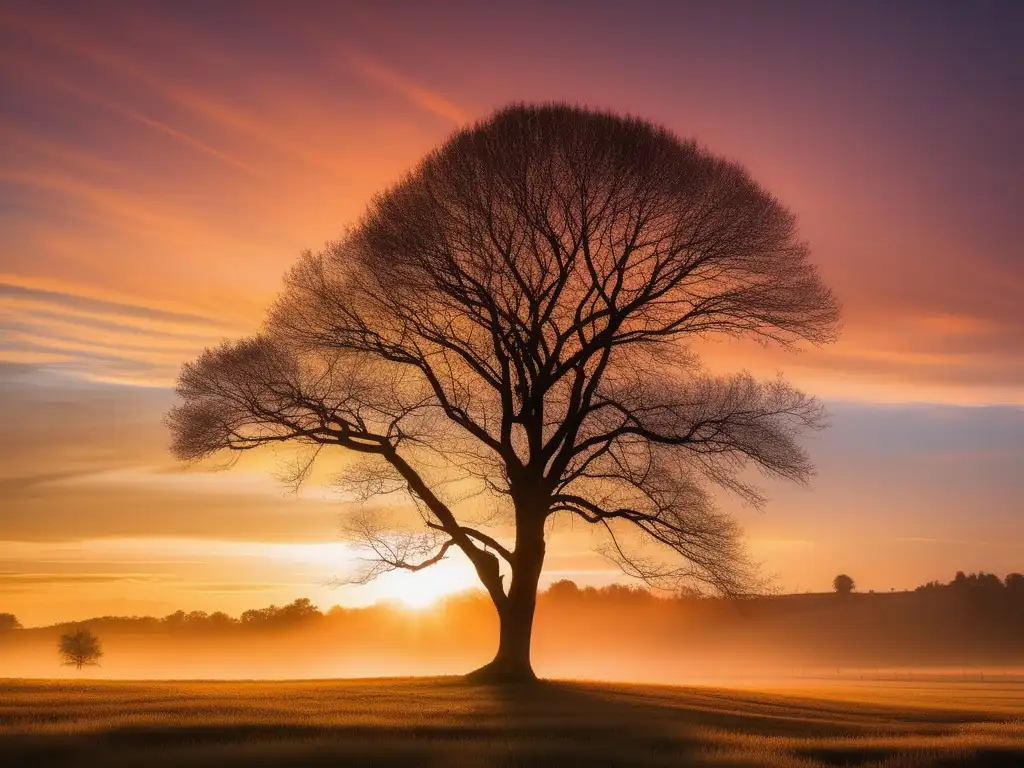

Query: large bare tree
[168,104,840,682]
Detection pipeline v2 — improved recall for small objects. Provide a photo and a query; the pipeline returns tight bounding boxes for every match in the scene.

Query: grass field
[1,677,1022,767]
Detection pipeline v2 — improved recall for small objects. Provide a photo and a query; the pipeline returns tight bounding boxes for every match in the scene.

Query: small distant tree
[1006,573,1024,593]
[0,613,21,632]
[833,574,855,595]
[58,628,103,670]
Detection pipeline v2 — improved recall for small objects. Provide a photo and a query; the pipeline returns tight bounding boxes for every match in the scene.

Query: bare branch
[427,521,515,565]
[338,509,459,585]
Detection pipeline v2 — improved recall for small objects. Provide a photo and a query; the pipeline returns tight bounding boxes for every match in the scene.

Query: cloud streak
[342,49,468,124]
[0,279,236,384]
[0,280,222,328]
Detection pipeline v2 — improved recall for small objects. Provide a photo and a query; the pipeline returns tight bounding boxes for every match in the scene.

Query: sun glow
[386,560,479,610]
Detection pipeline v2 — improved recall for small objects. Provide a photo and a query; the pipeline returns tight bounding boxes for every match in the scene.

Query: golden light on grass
[2,678,1021,766]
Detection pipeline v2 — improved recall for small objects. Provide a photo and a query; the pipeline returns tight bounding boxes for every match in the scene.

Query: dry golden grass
[0,677,1021,766]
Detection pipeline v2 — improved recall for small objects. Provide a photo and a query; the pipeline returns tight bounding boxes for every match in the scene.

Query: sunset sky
[1,1,1021,627]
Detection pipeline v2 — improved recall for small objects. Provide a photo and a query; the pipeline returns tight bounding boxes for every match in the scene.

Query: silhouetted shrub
[58,627,103,670]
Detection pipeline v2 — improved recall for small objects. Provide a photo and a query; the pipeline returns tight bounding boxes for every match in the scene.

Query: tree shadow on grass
[1,679,1021,768]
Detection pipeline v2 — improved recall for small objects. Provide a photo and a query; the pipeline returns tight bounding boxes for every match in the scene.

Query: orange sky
[1,2,1021,626]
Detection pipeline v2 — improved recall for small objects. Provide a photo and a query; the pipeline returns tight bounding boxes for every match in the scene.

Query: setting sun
[385,560,479,610]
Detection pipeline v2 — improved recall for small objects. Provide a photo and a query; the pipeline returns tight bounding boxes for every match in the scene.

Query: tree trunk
[466,599,537,683]
[466,510,546,684]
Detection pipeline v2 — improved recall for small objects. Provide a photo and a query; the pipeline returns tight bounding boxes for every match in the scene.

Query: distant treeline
[2,571,1022,680]
[2,570,1023,633]
[917,570,1023,594]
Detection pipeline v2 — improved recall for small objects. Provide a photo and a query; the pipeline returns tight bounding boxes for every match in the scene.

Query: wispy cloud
[342,50,467,124]
[894,537,1015,549]
[189,583,297,593]
[0,279,221,328]
[0,278,235,384]
[0,572,165,586]
[0,53,258,175]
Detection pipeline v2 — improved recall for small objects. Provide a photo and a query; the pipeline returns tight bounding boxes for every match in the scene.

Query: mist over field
[5,577,1022,682]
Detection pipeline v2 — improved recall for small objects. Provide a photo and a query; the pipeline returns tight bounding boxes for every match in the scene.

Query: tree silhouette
[0,613,21,632]
[833,574,855,595]
[168,104,840,682]
[58,627,103,670]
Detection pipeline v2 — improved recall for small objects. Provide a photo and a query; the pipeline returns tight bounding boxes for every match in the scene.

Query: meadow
[1,677,1022,767]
